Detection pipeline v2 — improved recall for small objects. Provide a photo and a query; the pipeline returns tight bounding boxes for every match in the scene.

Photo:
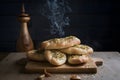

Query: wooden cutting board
[25,58,103,73]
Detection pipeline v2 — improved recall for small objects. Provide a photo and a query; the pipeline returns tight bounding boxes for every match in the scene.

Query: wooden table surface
[0,52,120,80]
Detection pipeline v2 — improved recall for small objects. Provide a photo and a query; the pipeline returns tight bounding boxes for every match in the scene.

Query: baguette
[26,50,46,61]
[60,44,93,55]
[44,50,67,66]
[68,55,89,65]
[40,36,81,50]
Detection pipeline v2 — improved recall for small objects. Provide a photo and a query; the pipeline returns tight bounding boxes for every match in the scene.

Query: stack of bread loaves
[27,36,93,66]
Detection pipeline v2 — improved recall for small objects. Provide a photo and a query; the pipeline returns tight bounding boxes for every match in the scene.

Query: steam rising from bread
[41,0,72,36]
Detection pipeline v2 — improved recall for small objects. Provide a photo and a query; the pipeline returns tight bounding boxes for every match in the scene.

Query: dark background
[0,0,120,52]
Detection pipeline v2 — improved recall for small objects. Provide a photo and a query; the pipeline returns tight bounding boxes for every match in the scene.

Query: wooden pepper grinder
[16,4,34,52]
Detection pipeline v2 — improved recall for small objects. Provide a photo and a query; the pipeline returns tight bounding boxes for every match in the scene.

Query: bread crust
[68,55,89,65]
[26,50,46,61]
[40,36,81,50]
[44,50,67,66]
[60,44,93,55]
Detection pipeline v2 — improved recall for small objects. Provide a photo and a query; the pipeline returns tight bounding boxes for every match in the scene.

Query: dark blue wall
[0,0,120,52]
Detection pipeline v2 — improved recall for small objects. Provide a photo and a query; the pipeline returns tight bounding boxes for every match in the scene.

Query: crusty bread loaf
[26,50,46,61]
[68,55,89,65]
[27,36,94,66]
[44,50,67,66]
[39,36,81,50]
[60,44,93,55]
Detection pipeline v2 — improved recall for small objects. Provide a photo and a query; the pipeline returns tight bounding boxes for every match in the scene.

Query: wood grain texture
[25,58,97,73]
[0,52,120,80]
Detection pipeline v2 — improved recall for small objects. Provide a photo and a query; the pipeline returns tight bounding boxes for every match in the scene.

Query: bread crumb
[70,75,81,80]
[35,74,45,80]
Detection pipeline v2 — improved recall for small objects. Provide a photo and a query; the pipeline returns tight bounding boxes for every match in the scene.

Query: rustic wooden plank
[25,58,97,73]
[25,58,103,73]
[0,52,120,80]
